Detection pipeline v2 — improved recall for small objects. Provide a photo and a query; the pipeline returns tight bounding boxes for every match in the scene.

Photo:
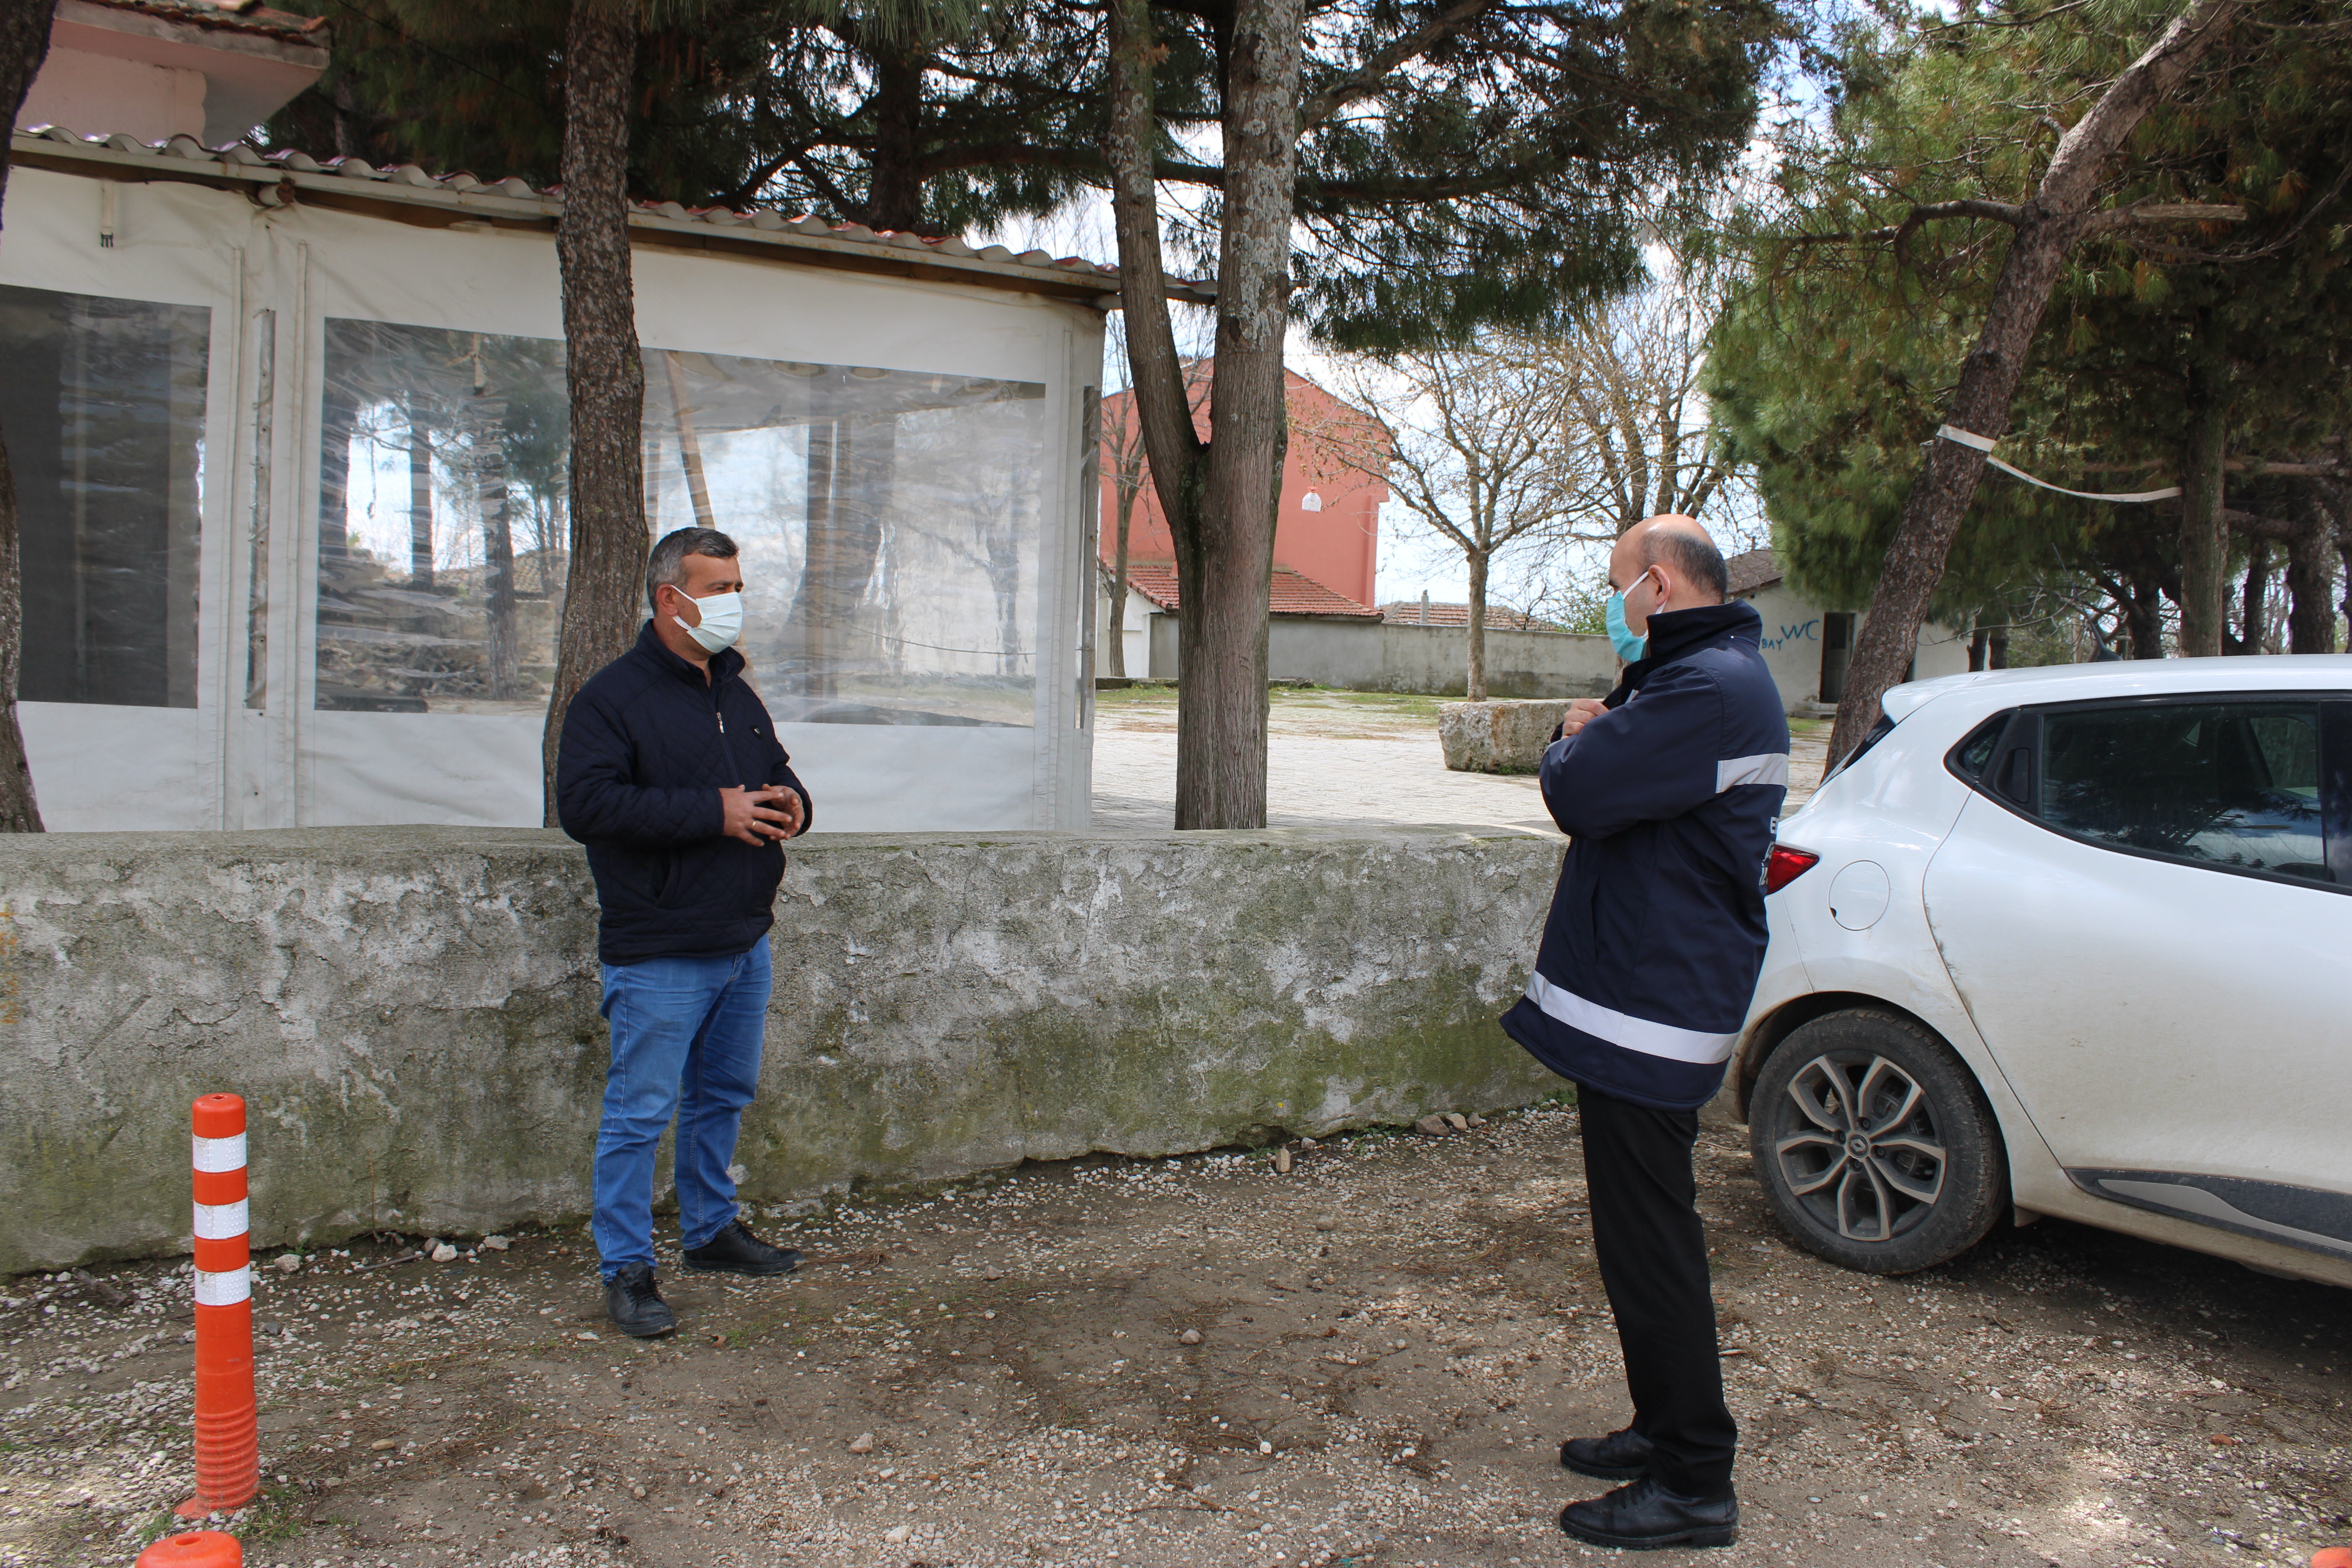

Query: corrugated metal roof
[9,126,1214,304]
[1122,561,1380,620]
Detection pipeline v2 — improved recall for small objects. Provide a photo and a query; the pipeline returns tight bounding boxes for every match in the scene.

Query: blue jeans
[592,937,772,1279]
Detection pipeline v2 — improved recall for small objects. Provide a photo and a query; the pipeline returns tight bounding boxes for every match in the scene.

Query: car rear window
[2040,702,2328,880]
[1946,712,2013,782]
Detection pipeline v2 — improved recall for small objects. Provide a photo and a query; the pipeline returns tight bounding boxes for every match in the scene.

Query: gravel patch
[4,1099,2345,1567]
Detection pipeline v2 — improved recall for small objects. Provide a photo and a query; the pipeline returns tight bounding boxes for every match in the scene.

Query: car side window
[2034,701,2330,883]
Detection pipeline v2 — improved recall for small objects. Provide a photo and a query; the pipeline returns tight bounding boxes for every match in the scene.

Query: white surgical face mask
[671,589,743,654]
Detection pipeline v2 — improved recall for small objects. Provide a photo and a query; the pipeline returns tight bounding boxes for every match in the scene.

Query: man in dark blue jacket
[1500,516,1788,1551]
[558,527,814,1338]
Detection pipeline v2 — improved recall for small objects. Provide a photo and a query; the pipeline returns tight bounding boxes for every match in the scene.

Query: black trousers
[1577,1083,1738,1495]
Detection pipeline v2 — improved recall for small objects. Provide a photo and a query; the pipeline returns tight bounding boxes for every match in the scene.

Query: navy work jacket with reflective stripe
[556,621,812,967]
[1498,599,1790,1111]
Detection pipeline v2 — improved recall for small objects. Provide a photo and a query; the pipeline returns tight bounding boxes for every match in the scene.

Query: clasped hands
[720,784,805,845]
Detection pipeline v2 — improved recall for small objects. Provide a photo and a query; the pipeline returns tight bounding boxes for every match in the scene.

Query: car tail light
[1764,844,1820,895]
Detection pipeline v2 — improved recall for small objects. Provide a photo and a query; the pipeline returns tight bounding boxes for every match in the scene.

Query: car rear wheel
[1749,1009,2007,1275]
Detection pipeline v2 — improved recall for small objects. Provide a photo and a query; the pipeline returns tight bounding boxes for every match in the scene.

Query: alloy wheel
[1771,1051,1948,1243]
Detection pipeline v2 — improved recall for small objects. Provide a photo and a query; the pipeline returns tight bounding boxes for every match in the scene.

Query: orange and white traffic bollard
[136,1529,242,1567]
[177,1093,258,1520]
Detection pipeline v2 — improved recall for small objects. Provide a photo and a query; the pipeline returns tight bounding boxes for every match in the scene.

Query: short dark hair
[1643,527,1729,602]
[646,527,739,612]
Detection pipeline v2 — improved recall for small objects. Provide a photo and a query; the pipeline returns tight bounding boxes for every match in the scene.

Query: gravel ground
[6,1101,2346,1568]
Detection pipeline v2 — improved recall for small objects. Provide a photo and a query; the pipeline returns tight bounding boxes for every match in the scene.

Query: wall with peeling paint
[0,826,1562,1272]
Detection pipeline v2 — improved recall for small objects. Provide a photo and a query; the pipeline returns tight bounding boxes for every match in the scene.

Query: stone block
[1439,700,1573,774]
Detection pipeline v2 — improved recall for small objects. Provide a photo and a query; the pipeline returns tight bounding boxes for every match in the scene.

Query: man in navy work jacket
[1500,515,1788,1551]
[558,526,814,1338]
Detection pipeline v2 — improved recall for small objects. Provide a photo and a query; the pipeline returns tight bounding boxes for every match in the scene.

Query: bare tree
[0,0,58,832]
[1554,256,1741,536]
[1336,342,1586,701]
[1097,332,1211,679]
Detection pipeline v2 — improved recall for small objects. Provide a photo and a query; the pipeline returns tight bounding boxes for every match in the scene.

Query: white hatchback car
[1736,655,2352,1286]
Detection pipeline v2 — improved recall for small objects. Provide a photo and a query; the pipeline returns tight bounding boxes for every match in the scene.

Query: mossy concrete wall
[0,827,1563,1273]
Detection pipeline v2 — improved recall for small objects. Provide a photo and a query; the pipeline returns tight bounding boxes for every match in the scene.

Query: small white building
[1727,548,1971,714]
[7,2,1116,832]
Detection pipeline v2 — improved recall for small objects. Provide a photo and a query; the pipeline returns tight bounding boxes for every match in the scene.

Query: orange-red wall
[1098,367,1390,609]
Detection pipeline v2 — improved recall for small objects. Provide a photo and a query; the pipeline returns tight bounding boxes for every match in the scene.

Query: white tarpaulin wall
[0,162,1103,832]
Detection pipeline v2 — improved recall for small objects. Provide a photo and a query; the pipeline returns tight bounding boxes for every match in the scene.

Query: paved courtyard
[1088,688,1830,832]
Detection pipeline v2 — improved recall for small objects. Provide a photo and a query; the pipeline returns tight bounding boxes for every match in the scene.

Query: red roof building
[1124,561,1380,620]
[1099,364,1390,610]
[1373,600,1564,633]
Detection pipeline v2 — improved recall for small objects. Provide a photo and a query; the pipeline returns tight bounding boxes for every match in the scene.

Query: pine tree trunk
[2229,538,2268,654]
[0,0,58,832]
[867,40,925,232]
[1465,551,1489,701]
[2177,312,2230,658]
[542,0,647,824]
[1104,0,1213,800]
[2285,492,2335,654]
[1827,0,2249,763]
[2122,573,2166,658]
[1175,0,1301,829]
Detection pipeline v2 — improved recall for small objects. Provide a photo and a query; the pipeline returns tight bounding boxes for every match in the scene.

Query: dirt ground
[6,1099,2347,1568]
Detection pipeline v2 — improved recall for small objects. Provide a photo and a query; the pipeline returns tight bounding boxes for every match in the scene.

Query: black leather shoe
[604,1263,676,1338]
[682,1218,802,1277]
[1559,1476,1739,1550]
[1560,1426,1654,1480]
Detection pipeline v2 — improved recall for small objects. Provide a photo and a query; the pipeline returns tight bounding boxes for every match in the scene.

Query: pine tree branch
[1296,0,1495,132]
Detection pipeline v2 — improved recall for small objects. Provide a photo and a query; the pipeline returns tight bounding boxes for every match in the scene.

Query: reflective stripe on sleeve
[193,1200,249,1240]
[1523,973,1740,1064]
[1716,753,1791,792]
[194,1265,251,1306]
[192,1133,247,1173]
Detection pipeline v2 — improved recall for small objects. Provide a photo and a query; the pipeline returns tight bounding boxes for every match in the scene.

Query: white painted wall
[1092,578,1157,678]
[1142,615,1619,697]
[1744,580,1971,712]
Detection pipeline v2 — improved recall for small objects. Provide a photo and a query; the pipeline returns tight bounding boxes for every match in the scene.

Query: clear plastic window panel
[318,324,1048,727]
[316,319,571,714]
[0,285,206,708]
[643,350,1047,728]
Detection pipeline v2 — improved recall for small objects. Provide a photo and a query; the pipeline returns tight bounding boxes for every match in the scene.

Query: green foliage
[1709,0,2352,623]
[272,1,1795,354]
[1285,0,1795,352]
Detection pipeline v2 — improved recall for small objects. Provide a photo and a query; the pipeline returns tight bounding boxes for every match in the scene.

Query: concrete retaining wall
[0,827,1563,1273]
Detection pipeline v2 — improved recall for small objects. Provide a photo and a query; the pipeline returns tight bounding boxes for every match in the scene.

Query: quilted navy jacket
[1498,600,1789,1111]
[556,622,813,966]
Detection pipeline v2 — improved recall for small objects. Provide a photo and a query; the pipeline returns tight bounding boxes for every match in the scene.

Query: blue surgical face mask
[1605,587,1647,662]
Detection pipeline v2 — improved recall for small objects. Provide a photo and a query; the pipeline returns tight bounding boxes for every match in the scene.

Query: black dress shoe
[604,1263,677,1338]
[1559,1475,1739,1550]
[1560,1426,1654,1480]
[682,1218,802,1277]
